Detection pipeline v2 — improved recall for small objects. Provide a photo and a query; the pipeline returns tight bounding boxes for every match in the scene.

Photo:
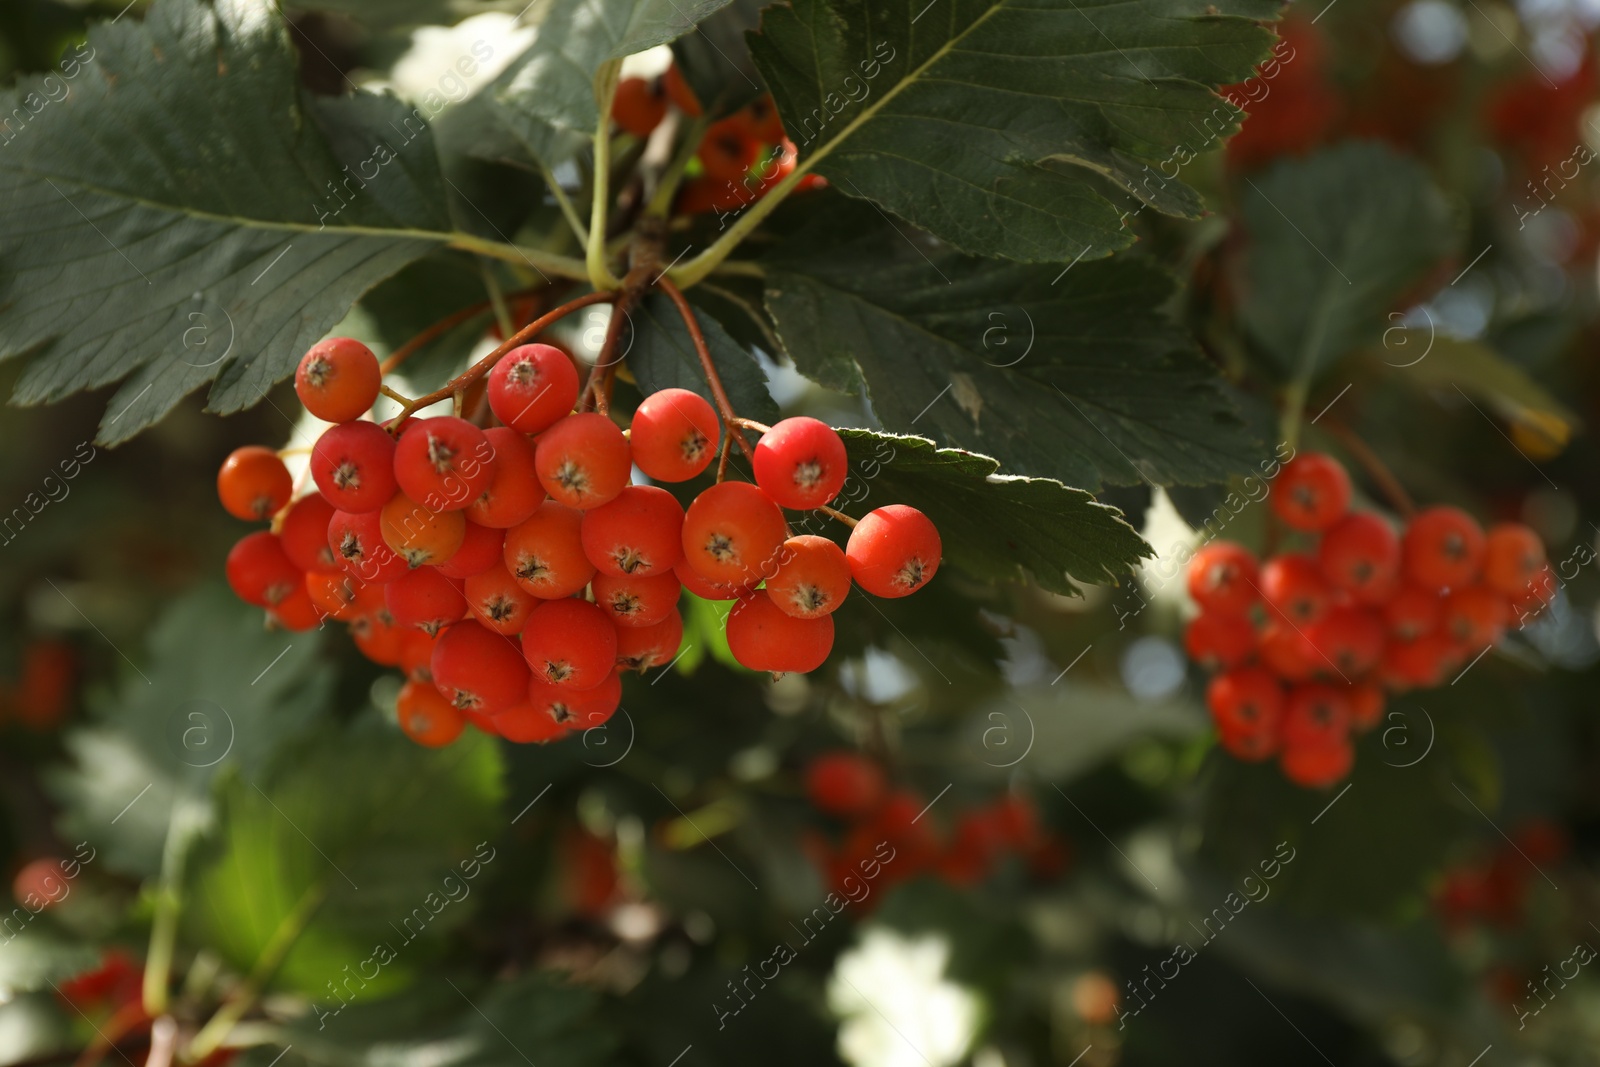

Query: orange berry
[217,446,293,521]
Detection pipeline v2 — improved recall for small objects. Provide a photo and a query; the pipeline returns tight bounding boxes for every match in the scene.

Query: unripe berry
[630,387,719,482]
[1184,612,1256,670]
[431,620,530,715]
[504,502,595,599]
[295,337,381,424]
[434,521,505,580]
[217,446,293,521]
[581,485,684,577]
[681,481,788,587]
[1271,452,1351,531]
[487,343,579,435]
[1280,739,1353,789]
[1402,506,1485,592]
[310,421,397,513]
[527,669,623,731]
[767,535,851,619]
[753,417,849,510]
[615,609,684,671]
[805,752,888,817]
[1318,512,1400,604]
[1186,542,1259,616]
[226,531,302,607]
[535,412,631,510]
[396,680,464,747]
[1260,553,1330,626]
[466,427,544,529]
[1482,523,1547,599]
[727,589,834,673]
[592,571,681,628]
[327,508,409,584]
[380,491,466,568]
[846,505,940,598]
[393,416,497,512]
[463,562,539,635]
[521,599,618,689]
[278,492,340,574]
[384,567,467,634]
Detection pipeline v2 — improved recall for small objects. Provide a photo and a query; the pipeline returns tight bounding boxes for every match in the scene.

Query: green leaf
[1373,331,1581,428]
[280,0,482,26]
[1236,141,1458,383]
[49,585,333,879]
[488,0,736,165]
[0,0,538,444]
[746,0,1277,263]
[187,715,505,999]
[0,933,100,995]
[833,430,1151,594]
[627,292,779,424]
[761,196,1268,488]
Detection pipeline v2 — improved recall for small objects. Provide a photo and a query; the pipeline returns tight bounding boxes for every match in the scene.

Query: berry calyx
[752,417,849,510]
[766,535,851,619]
[1260,552,1331,626]
[526,670,623,731]
[1271,452,1351,531]
[327,508,409,584]
[1281,683,1351,750]
[310,421,397,514]
[487,344,579,435]
[463,562,539,635]
[629,387,720,483]
[534,412,631,510]
[846,505,941,598]
[217,446,292,521]
[727,590,834,674]
[520,599,618,689]
[295,337,381,424]
[581,485,685,577]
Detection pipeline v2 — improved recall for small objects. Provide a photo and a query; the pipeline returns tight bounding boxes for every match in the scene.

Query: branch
[378,287,543,374]
[656,277,754,465]
[580,286,641,416]
[817,504,858,528]
[390,290,617,426]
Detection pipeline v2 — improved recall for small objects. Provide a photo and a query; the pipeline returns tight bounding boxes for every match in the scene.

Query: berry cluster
[219,335,942,749]
[1432,819,1566,932]
[1186,452,1555,788]
[803,752,1068,898]
[611,69,825,214]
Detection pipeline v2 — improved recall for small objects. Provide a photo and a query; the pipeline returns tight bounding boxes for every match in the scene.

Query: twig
[656,277,754,463]
[389,290,616,426]
[478,259,516,340]
[378,287,543,374]
[540,160,589,245]
[730,416,771,434]
[817,504,858,528]
[581,290,638,416]
[378,384,415,407]
[1320,420,1416,518]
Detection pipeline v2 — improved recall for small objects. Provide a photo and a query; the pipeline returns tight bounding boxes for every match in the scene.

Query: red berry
[1281,683,1351,749]
[1280,739,1354,788]
[752,417,849,510]
[527,669,623,731]
[493,701,571,744]
[310,421,397,513]
[767,535,851,619]
[400,628,439,683]
[379,491,466,569]
[1380,633,1459,689]
[1304,606,1384,678]
[1206,667,1284,741]
[1271,452,1351,531]
[727,589,834,673]
[393,416,497,513]
[269,584,323,632]
[1257,622,1318,681]
[306,571,365,622]
[296,337,381,424]
[1184,612,1256,669]
[504,502,595,599]
[278,492,340,574]
[1482,523,1547,599]
[466,427,544,529]
[327,508,409,584]
[432,620,530,715]
[1403,506,1486,592]
[487,344,579,435]
[673,557,746,601]
[1440,585,1509,648]
[592,571,681,628]
[463,562,539,635]
[1260,553,1330,626]
[664,63,702,117]
[846,505,941,598]
[1318,512,1400,604]
[351,608,406,666]
[1383,585,1442,640]
[385,567,467,634]
[615,610,684,671]
[681,481,788,587]
[1509,563,1558,624]
[535,412,631,510]
[698,117,763,183]
[520,599,618,689]
[1345,683,1384,731]
[612,75,668,138]
[805,752,888,817]
[217,446,292,521]
[226,531,302,607]
[1186,542,1260,615]
[396,679,465,747]
[581,485,684,577]
[630,387,720,482]
[434,521,505,580]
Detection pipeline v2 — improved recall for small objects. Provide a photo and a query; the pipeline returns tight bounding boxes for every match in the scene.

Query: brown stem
[378,384,414,407]
[1320,420,1415,518]
[581,285,643,416]
[656,277,754,462]
[730,416,771,434]
[389,290,617,428]
[817,505,859,528]
[716,433,736,483]
[378,287,543,374]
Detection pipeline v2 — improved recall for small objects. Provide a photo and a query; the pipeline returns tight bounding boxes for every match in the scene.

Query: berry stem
[378,383,415,407]
[377,286,544,374]
[586,60,626,291]
[730,416,771,434]
[1321,419,1416,518]
[817,504,859,528]
[656,276,755,463]
[581,289,638,417]
[389,290,617,427]
[540,160,590,246]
